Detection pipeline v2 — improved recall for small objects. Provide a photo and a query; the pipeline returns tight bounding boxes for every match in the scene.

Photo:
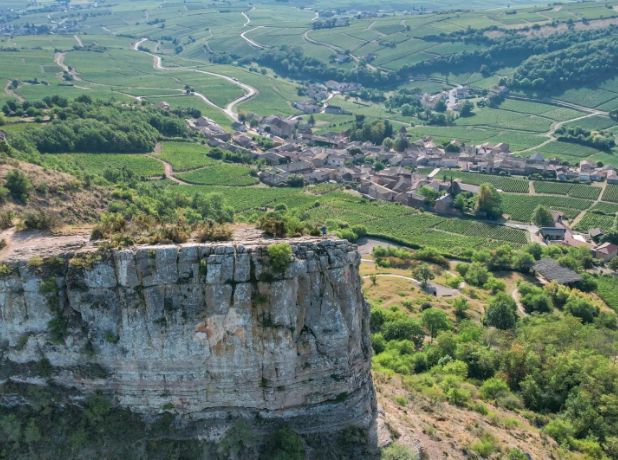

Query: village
[180,82,618,263]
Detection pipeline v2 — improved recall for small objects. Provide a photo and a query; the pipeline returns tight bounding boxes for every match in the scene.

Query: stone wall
[0,239,375,436]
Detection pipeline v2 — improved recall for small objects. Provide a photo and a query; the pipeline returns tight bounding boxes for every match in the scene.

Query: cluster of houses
[537,222,618,262]
[182,101,618,261]
[185,109,618,189]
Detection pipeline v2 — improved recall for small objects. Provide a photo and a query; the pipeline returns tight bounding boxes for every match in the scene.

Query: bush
[485,293,517,330]
[381,444,419,460]
[5,169,32,202]
[564,298,599,324]
[453,297,468,318]
[196,222,234,242]
[465,263,491,287]
[447,387,470,406]
[382,317,424,348]
[442,360,468,379]
[480,377,510,400]
[0,186,9,204]
[455,263,469,277]
[22,208,63,230]
[0,211,13,229]
[371,333,386,354]
[267,243,293,273]
[544,418,574,445]
[471,435,497,458]
[260,425,305,460]
[483,277,506,294]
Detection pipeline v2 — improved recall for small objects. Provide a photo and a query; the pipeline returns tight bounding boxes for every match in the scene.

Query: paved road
[301,30,378,72]
[240,26,267,50]
[133,38,258,121]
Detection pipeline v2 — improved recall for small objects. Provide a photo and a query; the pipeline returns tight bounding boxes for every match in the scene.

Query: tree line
[7,96,190,154]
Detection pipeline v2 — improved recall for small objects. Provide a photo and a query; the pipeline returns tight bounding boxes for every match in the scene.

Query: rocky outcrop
[0,239,375,438]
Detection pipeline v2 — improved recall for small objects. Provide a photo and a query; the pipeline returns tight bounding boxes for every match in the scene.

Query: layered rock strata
[0,239,375,434]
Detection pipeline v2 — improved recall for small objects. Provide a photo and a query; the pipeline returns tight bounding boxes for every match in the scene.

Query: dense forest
[508,36,618,92]
[399,26,618,81]
[255,45,400,87]
[3,96,189,154]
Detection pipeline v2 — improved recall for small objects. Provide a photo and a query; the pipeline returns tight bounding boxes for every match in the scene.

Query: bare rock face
[0,239,375,437]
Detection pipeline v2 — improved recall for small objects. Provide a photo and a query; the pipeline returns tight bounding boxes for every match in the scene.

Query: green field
[501,194,593,222]
[445,171,529,193]
[43,153,164,177]
[597,276,618,313]
[602,185,618,203]
[176,163,259,186]
[532,181,602,200]
[590,202,618,215]
[155,142,218,171]
[573,213,616,233]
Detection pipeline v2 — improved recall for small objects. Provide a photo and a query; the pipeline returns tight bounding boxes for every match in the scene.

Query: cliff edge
[0,238,376,455]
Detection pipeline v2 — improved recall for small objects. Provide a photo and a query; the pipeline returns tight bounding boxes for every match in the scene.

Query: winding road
[517,109,603,154]
[301,30,378,72]
[145,151,190,185]
[133,38,258,121]
[240,26,268,50]
[3,80,24,103]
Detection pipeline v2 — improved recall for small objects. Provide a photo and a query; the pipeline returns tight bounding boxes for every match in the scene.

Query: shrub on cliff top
[268,243,293,273]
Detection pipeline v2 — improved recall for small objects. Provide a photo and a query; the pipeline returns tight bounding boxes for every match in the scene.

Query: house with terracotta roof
[594,242,618,261]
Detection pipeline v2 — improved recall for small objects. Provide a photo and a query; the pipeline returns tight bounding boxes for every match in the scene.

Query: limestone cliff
[0,239,375,445]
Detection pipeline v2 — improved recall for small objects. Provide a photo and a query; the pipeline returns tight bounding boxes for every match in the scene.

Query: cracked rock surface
[0,239,376,434]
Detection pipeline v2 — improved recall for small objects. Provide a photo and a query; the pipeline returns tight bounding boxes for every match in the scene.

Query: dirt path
[363,273,418,282]
[145,153,190,185]
[133,38,258,122]
[3,80,25,103]
[512,288,528,317]
[240,26,268,50]
[301,30,378,71]
[54,52,83,82]
[570,180,608,227]
[74,35,83,47]
[515,105,604,154]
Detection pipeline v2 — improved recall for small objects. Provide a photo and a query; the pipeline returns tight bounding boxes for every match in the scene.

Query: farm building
[594,242,618,261]
[538,227,566,241]
[528,259,583,286]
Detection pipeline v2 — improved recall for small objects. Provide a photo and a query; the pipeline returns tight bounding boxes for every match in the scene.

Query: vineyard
[176,185,294,211]
[435,219,529,244]
[597,276,618,313]
[573,213,616,233]
[602,185,618,203]
[532,181,602,200]
[54,153,165,177]
[363,214,524,256]
[590,202,618,215]
[176,164,259,186]
[445,171,529,193]
[501,194,593,222]
[156,142,218,171]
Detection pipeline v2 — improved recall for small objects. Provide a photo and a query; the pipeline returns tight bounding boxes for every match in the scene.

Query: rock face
[0,239,375,436]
